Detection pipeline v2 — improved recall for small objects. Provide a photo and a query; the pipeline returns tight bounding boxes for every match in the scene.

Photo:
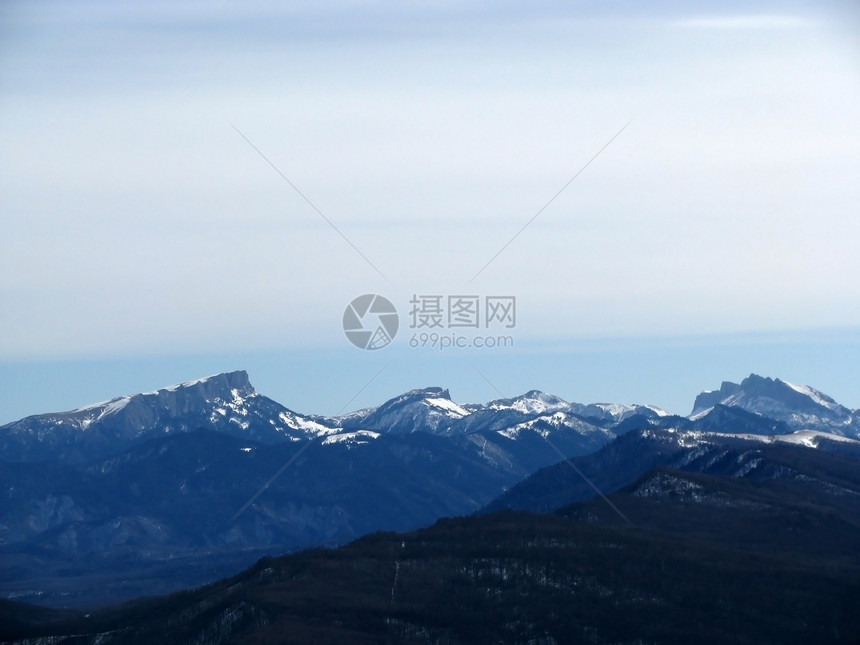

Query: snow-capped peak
[485,390,570,415]
[353,387,473,435]
[689,374,858,437]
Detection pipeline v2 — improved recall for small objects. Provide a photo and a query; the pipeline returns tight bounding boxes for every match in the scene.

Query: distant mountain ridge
[482,425,860,514]
[690,374,859,435]
[0,374,665,465]
[0,372,642,606]
[0,371,315,463]
[4,371,856,468]
[1,370,858,608]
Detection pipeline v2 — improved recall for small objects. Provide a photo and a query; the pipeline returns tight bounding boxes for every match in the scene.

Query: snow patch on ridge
[278,412,338,436]
[643,404,670,417]
[782,380,839,411]
[322,430,381,446]
[425,397,470,418]
[72,396,131,423]
[159,374,223,393]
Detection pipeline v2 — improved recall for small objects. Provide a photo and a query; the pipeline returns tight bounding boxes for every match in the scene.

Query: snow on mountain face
[355,387,471,435]
[1,377,645,464]
[495,411,610,441]
[690,374,859,437]
[78,371,258,431]
[636,425,860,460]
[642,404,671,417]
[782,381,843,412]
[568,402,670,423]
[321,430,381,447]
[464,392,667,437]
[486,390,571,415]
[20,370,252,433]
[425,396,471,417]
[6,370,856,468]
[691,381,742,416]
[0,371,339,463]
[275,411,340,439]
[735,430,860,449]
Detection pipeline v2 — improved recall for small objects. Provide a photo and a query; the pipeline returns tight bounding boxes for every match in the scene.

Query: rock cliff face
[691,374,859,436]
[0,371,296,463]
[691,380,742,414]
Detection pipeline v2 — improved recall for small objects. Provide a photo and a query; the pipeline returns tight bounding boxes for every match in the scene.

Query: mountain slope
[0,371,336,464]
[344,387,470,434]
[691,374,860,436]
[484,425,860,514]
[4,469,859,645]
[0,428,523,606]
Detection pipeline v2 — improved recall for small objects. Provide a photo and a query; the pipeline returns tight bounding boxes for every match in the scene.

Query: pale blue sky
[1,1,858,421]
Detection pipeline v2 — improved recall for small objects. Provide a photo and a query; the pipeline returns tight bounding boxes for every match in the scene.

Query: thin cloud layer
[1,1,858,361]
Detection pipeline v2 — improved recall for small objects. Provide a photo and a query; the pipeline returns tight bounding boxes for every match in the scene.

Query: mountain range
[4,447,860,644]
[1,371,858,610]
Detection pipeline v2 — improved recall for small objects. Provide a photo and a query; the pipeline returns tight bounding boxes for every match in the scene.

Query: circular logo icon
[343,294,399,350]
